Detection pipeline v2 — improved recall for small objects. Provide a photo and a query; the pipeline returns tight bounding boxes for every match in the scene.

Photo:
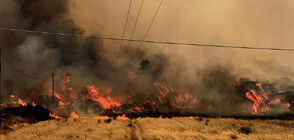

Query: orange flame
[93,116,110,120]
[117,114,128,120]
[63,73,72,83]
[18,98,27,106]
[71,112,79,118]
[46,73,212,114]
[284,103,290,109]
[50,113,62,119]
[245,83,290,114]
[245,89,268,114]
[10,94,38,107]
[84,85,121,109]
[32,102,37,106]
[269,98,281,105]
[10,95,17,104]
[47,73,77,109]
[154,83,208,109]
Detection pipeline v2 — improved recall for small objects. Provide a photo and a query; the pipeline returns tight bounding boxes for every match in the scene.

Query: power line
[0,55,50,79]
[120,0,145,64]
[0,27,294,52]
[115,0,133,65]
[135,0,164,55]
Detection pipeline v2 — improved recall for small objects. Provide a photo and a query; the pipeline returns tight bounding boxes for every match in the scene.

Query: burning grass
[42,72,294,117]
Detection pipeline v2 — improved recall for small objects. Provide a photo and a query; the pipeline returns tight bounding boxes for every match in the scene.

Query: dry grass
[0,117,293,140]
[0,118,131,140]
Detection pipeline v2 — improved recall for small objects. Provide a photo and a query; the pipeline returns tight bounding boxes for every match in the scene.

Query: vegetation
[239,126,253,135]
[0,116,293,139]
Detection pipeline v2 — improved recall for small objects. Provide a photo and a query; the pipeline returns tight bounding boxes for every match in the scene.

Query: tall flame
[245,83,290,114]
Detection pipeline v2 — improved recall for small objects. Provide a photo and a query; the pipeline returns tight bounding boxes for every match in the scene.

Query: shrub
[239,127,253,135]
[230,134,238,140]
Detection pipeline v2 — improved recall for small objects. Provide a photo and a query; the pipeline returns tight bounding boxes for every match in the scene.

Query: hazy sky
[68,0,294,81]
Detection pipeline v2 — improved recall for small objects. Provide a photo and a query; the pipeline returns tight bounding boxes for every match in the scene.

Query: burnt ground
[105,111,294,120]
[0,104,52,134]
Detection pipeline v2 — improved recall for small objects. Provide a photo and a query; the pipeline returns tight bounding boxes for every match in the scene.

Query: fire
[32,102,37,106]
[71,112,79,118]
[154,83,209,109]
[10,95,17,104]
[284,103,290,109]
[57,79,77,107]
[83,85,121,109]
[44,72,292,117]
[45,73,213,115]
[117,114,128,120]
[93,116,110,120]
[17,98,27,106]
[245,82,290,114]
[245,89,268,114]
[47,73,78,109]
[9,95,39,107]
[269,98,281,105]
[48,73,121,110]
[50,113,62,119]
[63,73,72,83]
[154,82,173,97]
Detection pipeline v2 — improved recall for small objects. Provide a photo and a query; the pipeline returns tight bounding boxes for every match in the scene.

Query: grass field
[0,117,293,140]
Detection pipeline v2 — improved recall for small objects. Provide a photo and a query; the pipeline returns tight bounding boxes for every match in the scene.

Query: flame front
[44,72,293,117]
[47,73,212,116]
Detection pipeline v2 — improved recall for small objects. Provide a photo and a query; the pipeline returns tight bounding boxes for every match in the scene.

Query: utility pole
[0,48,1,126]
[52,73,54,111]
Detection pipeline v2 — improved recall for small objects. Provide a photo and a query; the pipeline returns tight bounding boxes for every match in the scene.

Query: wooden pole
[0,48,1,126]
[52,73,54,110]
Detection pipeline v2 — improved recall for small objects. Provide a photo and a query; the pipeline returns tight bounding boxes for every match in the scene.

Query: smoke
[67,0,294,79]
[17,36,58,71]
[0,0,293,115]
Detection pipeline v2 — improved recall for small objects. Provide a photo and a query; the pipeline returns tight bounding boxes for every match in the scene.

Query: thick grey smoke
[0,0,293,115]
